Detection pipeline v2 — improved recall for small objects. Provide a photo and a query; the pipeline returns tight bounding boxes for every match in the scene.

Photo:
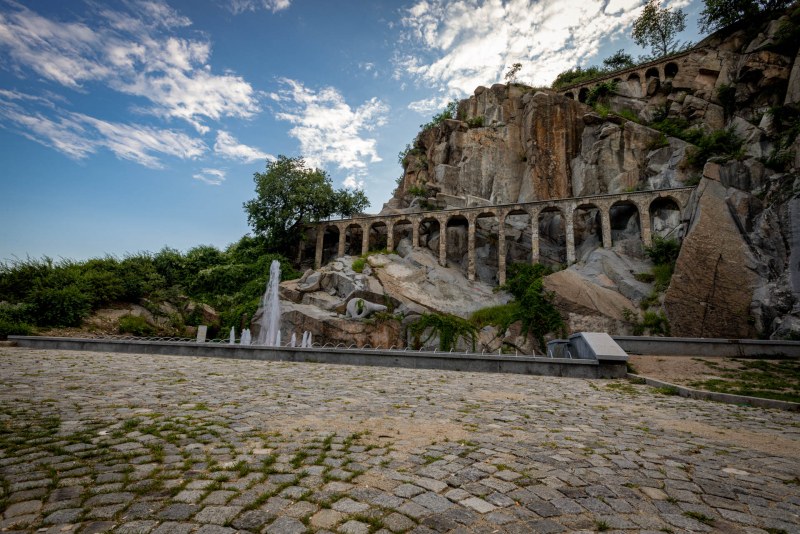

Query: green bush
[118,314,155,336]
[352,258,366,273]
[27,286,91,327]
[407,312,477,351]
[466,116,484,128]
[586,81,617,107]
[0,317,34,339]
[645,237,681,265]
[686,128,744,167]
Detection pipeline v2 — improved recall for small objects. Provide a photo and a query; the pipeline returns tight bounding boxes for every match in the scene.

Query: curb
[627,373,800,411]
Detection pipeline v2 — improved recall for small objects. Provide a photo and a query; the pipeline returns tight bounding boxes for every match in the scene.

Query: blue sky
[0,0,704,261]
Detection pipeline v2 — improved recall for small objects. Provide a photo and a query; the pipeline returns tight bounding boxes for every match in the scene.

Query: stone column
[412,219,420,249]
[386,222,394,252]
[565,204,576,265]
[467,216,476,281]
[498,213,507,285]
[640,204,653,247]
[601,207,612,249]
[361,224,370,256]
[314,226,324,269]
[438,217,447,267]
[529,208,540,265]
[337,226,346,257]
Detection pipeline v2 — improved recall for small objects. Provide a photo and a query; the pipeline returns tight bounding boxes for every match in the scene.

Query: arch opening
[368,221,388,252]
[418,217,441,251]
[321,226,340,265]
[538,207,566,268]
[504,209,532,267]
[344,223,364,256]
[474,212,500,284]
[446,215,470,267]
[650,197,682,240]
[392,219,413,254]
[564,91,574,100]
[664,62,678,79]
[573,204,603,261]
[610,201,643,257]
[578,87,589,103]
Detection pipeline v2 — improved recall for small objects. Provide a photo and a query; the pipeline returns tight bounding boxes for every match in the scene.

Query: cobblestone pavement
[1,348,799,534]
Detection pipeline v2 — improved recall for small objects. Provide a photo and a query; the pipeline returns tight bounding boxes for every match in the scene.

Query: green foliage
[494,263,567,350]
[243,156,369,252]
[645,237,681,266]
[551,65,605,89]
[652,263,675,292]
[466,116,485,128]
[633,311,671,335]
[118,314,155,336]
[686,128,744,167]
[470,303,519,333]
[407,312,477,352]
[586,81,618,107]
[406,185,429,198]
[602,50,635,70]
[717,83,737,119]
[420,100,459,131]
[27,286,91,327]
[352,258,366,273]
[504,62,522,83]
[698,0,794,33]
[633,0,687,58]
[0,317,34,339]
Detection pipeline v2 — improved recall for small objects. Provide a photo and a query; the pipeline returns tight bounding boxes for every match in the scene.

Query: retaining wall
[613,336,800,357]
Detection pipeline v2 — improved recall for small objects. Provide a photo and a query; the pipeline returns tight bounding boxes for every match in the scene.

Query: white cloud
[271,78,388,187]
[214,130,273,163]
[193,168,226,185]
[342,175,364,189]
[226,0,291,14]
[0,91,206,168]
[395,0,692,108]
[0,1,260,132]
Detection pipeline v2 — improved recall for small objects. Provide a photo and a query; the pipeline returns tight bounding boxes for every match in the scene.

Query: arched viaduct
[308,187,694,285]
[558,49,695,102]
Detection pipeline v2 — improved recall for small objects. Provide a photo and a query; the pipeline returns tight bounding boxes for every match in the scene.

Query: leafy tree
[504,62,522,83]
[243,156,369,252]
[602,50,635,70]
[698,0,794,33]
[632,0,687,58]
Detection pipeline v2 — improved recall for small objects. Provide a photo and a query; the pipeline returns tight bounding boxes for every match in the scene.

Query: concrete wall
[614,336,800,357]
[9,336,628,378]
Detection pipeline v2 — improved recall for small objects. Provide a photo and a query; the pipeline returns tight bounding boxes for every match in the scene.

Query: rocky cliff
[268,9,800,347]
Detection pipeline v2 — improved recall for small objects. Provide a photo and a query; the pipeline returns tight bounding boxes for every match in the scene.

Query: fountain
[256,260,282,347]
[229,327,235,345]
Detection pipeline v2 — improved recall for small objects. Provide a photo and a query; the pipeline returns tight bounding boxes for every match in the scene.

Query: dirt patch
[629,355,742,383]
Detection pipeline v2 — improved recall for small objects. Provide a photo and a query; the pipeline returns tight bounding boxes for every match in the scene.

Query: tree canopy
[602,50,635,71]
[632,0,687,58]
[243,156,369,252]
[698,0,794,33]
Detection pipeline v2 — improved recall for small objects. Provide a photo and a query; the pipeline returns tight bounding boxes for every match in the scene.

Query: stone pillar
[337,226,346,257]
[412,220,420,248]
[601,208,612,249]
[498,213,507,285]
[438,217,447,267]
[361,224,370,256]
[386,222,394,252]
[314,226,324,269]
[565,205,576,265]
[530,209,540,265]
[467,216,476,281]
[640,204,653,247]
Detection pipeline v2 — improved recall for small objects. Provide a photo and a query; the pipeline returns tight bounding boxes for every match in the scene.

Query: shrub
[352,258,366,273]
[686,128,744,167]
[645,237,681,265]
[0,317,34,339]
[652,264,675,292]
[633,311,671,336]
[118,314,155,336]
[466,116,484,128]
[586,81,617,107]
[27,286,91,327]
[407,312,477,351]
[406,185,428,198]
[420,100,459,131]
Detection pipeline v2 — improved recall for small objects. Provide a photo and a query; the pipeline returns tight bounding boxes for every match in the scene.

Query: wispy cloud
[396,0,690,113]
[270,78,388,187]
[225,0,291,15]
[213,130,273,163]
[0,91,206,168]
[193,168,226,185]
[0,0,260,133]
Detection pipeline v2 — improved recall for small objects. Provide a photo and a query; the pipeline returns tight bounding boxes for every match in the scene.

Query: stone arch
[564,91,574,100]
[573,203,604,260]
[645,66,660,94]
[609,200,643,256]
[537,207,566,268]
[578,87,589,103]
[504,208,532,266]
[321,225,340,265]
[392,218,413,253]
[474,211,500,284]
[418,216,440,251]
[344,223,364,256]
[625,72,644,98]
[664,62,679,79]
[627,72,641,82]
[649,196,682,240]
[645,66,660,81]
[368,221,388,252]
[445,215,470,266]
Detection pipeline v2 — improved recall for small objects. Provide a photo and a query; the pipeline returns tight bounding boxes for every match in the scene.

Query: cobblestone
[1,347,799,532]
